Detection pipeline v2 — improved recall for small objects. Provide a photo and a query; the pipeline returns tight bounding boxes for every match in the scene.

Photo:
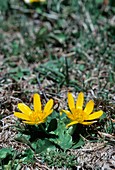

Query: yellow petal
[61,109,71,115]
[82,121,97,125]
[84,100,94,115]
[76,92,84,110]
[60,110,63,116]
[18,103,32,115]
[61,109,75,120]
[88,110,103,120]
[23,121,36,125]
[30,0,45,3]
[68,92,75,112]
[44,99,53,113]
[66,121,78,127]
[43,109,53,119]
[34,93,42,112]
[23,120,45,125]
[14,112,30,121]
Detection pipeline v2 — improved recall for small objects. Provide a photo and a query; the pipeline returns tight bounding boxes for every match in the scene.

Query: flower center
[29,111,43,122]
[72,108,88,123]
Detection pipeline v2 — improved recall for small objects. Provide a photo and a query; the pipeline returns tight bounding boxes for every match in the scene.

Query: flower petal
[43,109,53,119]
[68,92,75,112]
[23,120,45,125]
[60,110,63,116]
[84,100,94,115]
[66,121,78,127]
[44,99,53,113]
[82,121,97,125]
[30,0,46,3]
[18,103,32,115]
[34,93,42,112]
[14,112,30,120]
[76,92,84,110]
[61,109,75,120]
[88,110,103,120]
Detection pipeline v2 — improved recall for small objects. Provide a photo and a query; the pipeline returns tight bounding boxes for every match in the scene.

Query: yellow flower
[24,0,45,4]
[14,93,53,125]
[62,92,103,127]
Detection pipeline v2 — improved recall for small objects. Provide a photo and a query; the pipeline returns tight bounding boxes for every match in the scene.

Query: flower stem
[40,124,48,135]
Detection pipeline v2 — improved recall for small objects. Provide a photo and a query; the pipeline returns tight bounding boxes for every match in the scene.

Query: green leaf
[0,0,9,11]
[36,7,43,14]
[32,139,56,153]
[50,33,67,44]
[95,0,103,3]
[8,67,30,81]
[56,131,72,150]
[37,27,47,36]
[50,121,73,150]
[72,137,85,149]
[0,148,13,159]
[47,118,58,132]
[21,149,34,163]
[4,161,21,170]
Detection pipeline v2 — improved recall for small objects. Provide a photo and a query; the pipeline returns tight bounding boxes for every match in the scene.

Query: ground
[0,0,115,169]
